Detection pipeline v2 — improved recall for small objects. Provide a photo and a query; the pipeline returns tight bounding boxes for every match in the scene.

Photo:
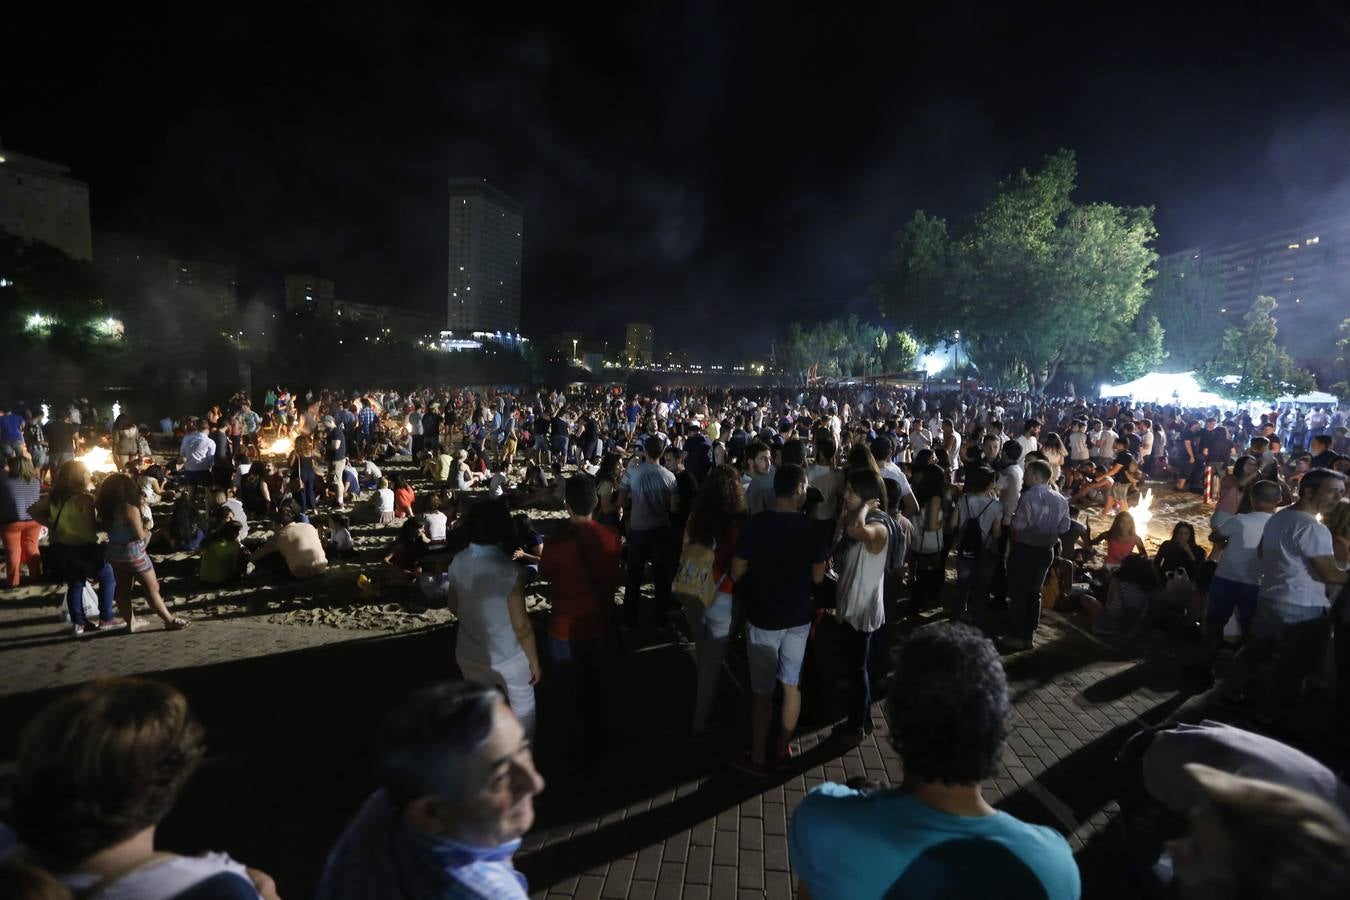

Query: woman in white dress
[447,498,541,738]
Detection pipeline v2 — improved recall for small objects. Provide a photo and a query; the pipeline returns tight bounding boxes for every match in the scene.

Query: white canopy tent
[1097,371,1226,407]
[1276,390,1339,405]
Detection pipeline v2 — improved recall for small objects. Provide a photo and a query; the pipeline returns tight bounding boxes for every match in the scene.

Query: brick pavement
[513,612,1189,900]
[0,579,1271,899]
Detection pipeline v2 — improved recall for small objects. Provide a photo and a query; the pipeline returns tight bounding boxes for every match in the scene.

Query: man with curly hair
[788,622,1080,899]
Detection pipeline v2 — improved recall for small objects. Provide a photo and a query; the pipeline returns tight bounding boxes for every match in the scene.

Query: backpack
[868,509,907,576]
[957,497,996,560]
[672,540,719,609]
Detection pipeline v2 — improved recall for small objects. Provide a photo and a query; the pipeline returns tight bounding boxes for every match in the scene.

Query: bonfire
[262,436,294,456]
[1131,488,1154,538]
[76,446,118,474]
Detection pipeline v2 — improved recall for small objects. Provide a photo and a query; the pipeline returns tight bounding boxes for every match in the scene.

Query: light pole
[572,338,578,361]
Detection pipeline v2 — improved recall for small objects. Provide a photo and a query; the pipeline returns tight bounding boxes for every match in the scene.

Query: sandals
[163,616,191,631]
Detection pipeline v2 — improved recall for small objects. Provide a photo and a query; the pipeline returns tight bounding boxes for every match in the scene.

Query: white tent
[1276,390,1339,405]
[1097,371,1226,407]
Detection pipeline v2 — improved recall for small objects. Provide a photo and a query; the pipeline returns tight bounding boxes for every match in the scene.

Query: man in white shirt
[1015,419,1041,458]
[999,460,1070,651]
[1221,469,1347,712]
[872,436,919,518]
[179,420,216,489]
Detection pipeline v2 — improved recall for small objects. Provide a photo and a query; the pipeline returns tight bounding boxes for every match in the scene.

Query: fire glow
[1131,488,1154,538]
[76,446,118,474]
[262,436,294,456]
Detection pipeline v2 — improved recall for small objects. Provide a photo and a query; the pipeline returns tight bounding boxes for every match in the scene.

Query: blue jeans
[843,622,877,729]
[624,526,673,628]
[549,636,613,760]
[1006,543,1054,642]
[683,591,734,732]
[67,561,116,625]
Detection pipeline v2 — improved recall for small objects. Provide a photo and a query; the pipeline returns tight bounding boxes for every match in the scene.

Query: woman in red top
[682,464,747,736]
[392,474,416,519]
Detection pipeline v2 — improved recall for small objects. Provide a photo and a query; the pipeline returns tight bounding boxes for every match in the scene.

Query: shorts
[1250,600,1331,675]
[109,543,154,574]
[1111,482,1130,501]
[746,623,811,694]
[1204,575,1258,631]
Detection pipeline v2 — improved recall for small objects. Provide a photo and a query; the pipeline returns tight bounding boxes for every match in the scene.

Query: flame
[262,436,294,456]
[76,446,118,474]
[1131,488,1154,538]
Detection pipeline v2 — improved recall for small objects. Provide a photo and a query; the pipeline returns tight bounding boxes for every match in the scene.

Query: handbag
[672,540,719,609]
[47,498,106,580]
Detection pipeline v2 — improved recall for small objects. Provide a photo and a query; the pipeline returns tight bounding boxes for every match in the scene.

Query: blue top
[0,413,25,444]
[318,789,529,900]
[789,784,1080,900]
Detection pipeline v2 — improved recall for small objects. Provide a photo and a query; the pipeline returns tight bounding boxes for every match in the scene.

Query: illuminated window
[1307,236,1320,244]
[1288,243,1300,250]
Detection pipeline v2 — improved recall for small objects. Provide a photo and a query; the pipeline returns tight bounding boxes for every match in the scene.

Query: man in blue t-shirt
[789,622,1081,900]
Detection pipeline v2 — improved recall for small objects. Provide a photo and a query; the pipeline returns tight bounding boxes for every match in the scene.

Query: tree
[877,150,1158,392]
[1115,314,1168,381]
[0,228,105,335]
[1142,252,1226,370]
[1330,318,1350,400]
[1197,296,1316,403]
[880,330,919,373]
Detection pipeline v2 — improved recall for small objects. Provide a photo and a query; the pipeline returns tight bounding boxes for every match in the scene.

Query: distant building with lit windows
[625,322,654,366]
[1158,216,1350,359]
[448,178,523,334]
[283,274,336,315]
[169,259,239,322]
[0,142,93,261]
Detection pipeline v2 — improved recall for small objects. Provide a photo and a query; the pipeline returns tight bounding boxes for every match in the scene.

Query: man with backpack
[950,465,1003,625]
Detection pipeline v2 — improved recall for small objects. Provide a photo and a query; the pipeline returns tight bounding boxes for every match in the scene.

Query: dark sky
[9,4,1350,356]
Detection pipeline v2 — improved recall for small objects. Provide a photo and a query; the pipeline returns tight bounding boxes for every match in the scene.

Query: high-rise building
[0,142,93,260]
[625,322,654,366]
[169,259,239,325]
[283,274,337,315]
[448,178,523,335]
[1158,215,1350,360]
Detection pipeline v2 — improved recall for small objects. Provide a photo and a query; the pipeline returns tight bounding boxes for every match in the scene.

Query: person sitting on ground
[208,490,249,542]
[420,495,448,548]
[371,477,396,526]
[788,622,1080,899]
[199,520,247,585]
[383,517,428,579]
[249,508,327,580]
[8,677,280,899]
[393,474,416,520]
[1091,511,1146,569]
[1080,554,1160,637]
[1169,764,1350,900]
[163,493,206,553]
[325,513,356,559]
[315,680,544,900]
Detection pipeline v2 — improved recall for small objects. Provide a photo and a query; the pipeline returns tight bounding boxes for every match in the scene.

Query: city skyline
[8,6,1350,359]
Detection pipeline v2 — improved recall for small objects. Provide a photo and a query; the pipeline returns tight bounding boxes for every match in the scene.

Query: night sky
[9,5,1350,356]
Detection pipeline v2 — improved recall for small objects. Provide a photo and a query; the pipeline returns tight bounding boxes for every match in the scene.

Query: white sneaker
[71,623,88,636]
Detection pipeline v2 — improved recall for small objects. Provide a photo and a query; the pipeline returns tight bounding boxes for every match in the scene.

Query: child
[487,459,510,497]
[374,477,396,526]
[326,513,356,559]
[1090,512,1146,569]
[383,517,428,579]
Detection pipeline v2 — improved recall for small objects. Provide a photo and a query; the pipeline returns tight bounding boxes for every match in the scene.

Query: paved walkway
[0,577,1335,899]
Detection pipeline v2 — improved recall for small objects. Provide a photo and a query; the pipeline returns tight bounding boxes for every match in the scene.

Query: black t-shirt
[326,426,348,462]
[735,510,828,630]
[1112,450,1135,484]
[684,433,713,482]
[45,420,77,454]
[550,416,568,438]
[422,413,442,442]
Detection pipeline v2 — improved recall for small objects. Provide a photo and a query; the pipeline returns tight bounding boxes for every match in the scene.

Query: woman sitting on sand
[1090,511,1146,570]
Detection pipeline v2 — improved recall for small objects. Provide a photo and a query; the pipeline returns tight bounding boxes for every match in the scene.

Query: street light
[572,338,578,360]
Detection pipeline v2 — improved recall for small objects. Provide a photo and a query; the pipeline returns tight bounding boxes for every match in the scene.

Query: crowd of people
[0,382,1349,898]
